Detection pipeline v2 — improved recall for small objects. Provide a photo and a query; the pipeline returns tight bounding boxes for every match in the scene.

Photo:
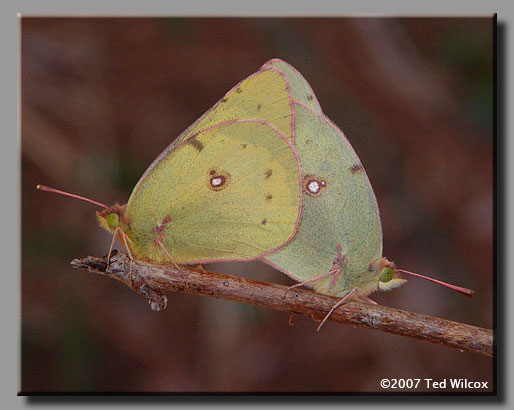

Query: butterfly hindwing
[263,102,382,295]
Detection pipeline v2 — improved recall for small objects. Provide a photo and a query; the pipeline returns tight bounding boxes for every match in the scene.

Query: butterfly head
[96,203,129,234]
[372,257,408,292]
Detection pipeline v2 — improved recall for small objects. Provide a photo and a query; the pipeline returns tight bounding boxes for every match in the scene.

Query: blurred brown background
[21,17,493,392]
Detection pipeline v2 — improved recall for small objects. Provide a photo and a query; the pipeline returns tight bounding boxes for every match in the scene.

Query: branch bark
[70,251,493,357]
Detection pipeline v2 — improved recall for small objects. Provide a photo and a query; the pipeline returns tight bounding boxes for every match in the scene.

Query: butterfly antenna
[36,184,110,210]
[395,269,475,297]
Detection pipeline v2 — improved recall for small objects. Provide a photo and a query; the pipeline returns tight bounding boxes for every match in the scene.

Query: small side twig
[71,252,493,357]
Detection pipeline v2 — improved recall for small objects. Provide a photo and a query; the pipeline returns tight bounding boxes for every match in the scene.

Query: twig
[70,251,493,357]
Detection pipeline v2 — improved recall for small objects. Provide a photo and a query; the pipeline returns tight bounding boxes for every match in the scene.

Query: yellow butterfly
[38,65,303,267]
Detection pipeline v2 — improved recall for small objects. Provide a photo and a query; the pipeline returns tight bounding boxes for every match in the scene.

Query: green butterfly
[259,59,473,329]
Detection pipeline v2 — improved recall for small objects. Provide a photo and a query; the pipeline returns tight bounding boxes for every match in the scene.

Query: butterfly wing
[260,59,323,114]
[133,67,296,195]
[262,102,383,296]
[124,120,302,264]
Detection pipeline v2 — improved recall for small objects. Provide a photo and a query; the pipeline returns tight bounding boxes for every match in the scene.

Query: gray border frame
[8,1,509,408]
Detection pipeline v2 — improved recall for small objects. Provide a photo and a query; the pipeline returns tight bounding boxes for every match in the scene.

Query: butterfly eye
[106,212,120,230]
[379,267,395,283]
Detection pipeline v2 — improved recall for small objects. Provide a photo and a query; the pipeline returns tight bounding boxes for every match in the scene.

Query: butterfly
[38,64,305,269]
[258,60,474,330]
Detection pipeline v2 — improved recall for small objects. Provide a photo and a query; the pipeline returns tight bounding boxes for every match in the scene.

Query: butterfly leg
[328,268,341,289]
[107,227,134,269]
[357,293,378,305]
[118,228,135,276]
[150,216,188,283]
[316,287,358,332]
[104,227,140,290]
[106,229,118,268]
[155,238,188,283]
[329,245,346,289]
[288,312,295,326]
[282,268,340,298]
[283,244,347,297]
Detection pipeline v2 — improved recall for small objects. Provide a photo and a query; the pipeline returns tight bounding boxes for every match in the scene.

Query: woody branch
[71,251,493,357]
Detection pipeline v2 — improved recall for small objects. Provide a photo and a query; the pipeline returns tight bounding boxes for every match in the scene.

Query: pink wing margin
[260,58,323,115]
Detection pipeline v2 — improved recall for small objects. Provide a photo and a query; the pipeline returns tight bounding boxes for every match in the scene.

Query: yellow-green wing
[260,59,322,114]
[262,102,383,297]
[123,120,302,264]
[134,67,295,192]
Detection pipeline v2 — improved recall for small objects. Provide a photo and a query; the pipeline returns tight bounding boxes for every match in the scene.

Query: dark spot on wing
[307,94,313,101]
[350,164,363,174]
[257,104,262,110]
[265,169,273,179]
[261,219,267,225]
[241,143,247,149]
[236,87,242,93]
[188,138,204,152]
[266,194,273,200]
[152,215,173,242]
[221,97,228,103]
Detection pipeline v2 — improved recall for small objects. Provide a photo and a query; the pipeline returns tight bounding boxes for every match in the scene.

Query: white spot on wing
[211,177,223,187]
[307,180,320,194]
